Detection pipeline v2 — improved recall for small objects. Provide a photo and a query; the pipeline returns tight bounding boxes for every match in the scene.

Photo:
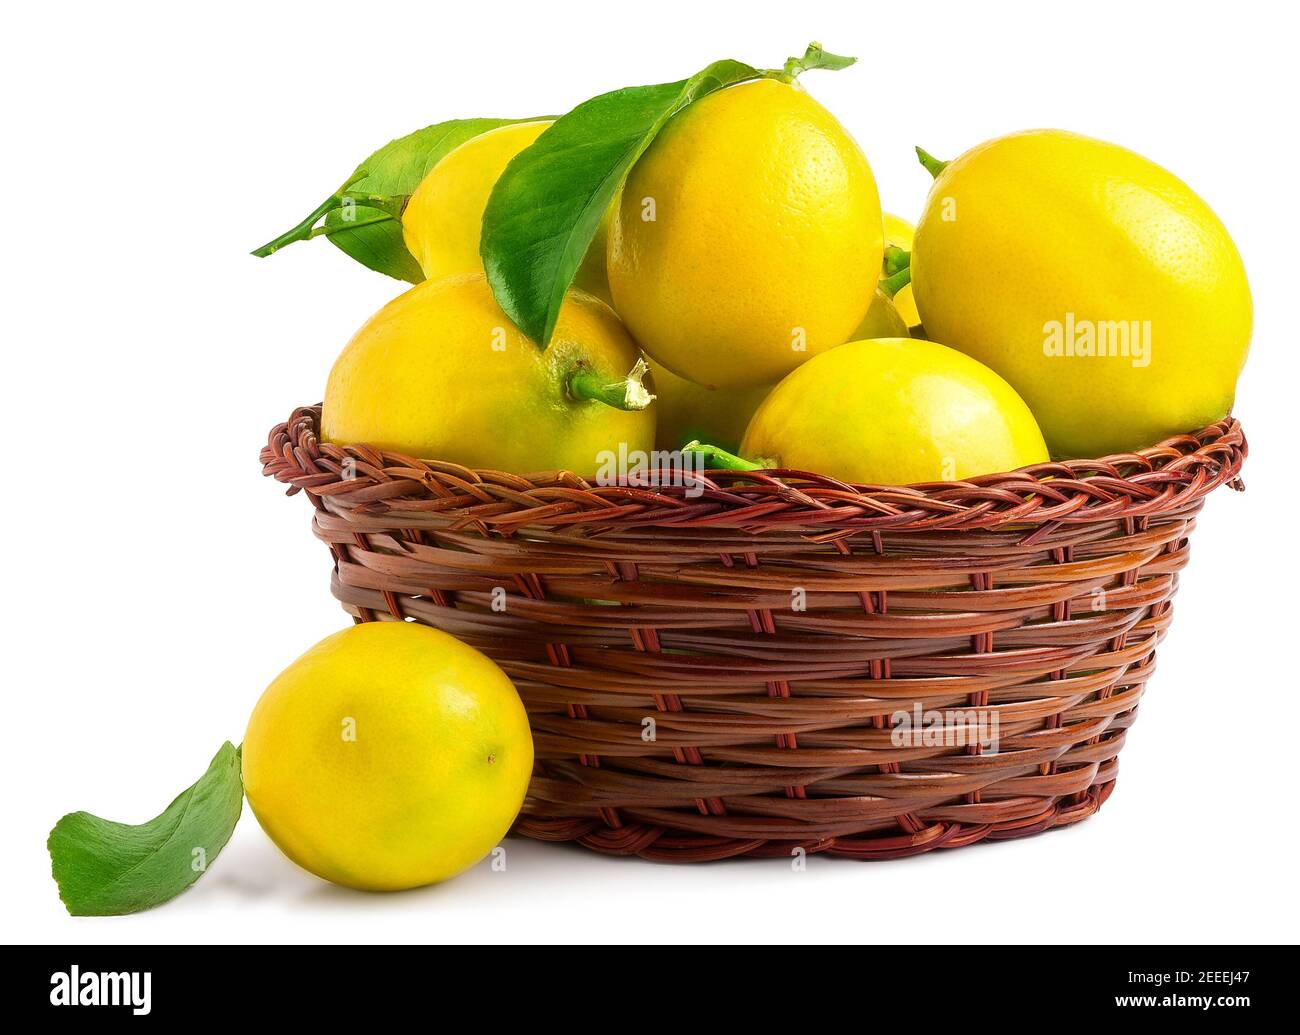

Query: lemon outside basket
[263,406,1245,861]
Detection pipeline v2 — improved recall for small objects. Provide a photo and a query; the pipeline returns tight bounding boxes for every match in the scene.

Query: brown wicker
[262,406,1245,862]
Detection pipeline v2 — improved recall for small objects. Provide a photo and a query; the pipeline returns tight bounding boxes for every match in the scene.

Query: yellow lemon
[652,288,908,455]
[402,121,612,301]
[323,272,653,474]
[576,207,614,305]
[608,78,884,388]
[882,212,921,327]
[242,622,534,891]
[849,288,909,342]
[646,357,771,453]
[741,338,1049,484]
[912,129,1252,458]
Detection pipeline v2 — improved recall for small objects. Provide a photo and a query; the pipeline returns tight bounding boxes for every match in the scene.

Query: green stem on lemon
[683,440,775,471]
[879,264,912,299]
[915,146,949,179]
[566,357,656,411]
[882,245,910,278]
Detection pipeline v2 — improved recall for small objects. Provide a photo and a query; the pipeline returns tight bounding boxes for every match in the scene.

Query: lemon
[402,121,612,301]
[646,357,770,453]
[242,623,533,891]
[575,208,614,305]
[912,129,1252,458]
[882,212,921,327]
[741,337,1048,484]
[608,78,883,388]
[850,288,909,342]
[651,291,906,454]
[322,272,653,474]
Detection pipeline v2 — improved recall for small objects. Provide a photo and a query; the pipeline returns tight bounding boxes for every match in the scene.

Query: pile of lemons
[325,78,1250,484]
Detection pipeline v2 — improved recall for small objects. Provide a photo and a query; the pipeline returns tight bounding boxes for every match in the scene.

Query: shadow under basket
[263,407,1246,862]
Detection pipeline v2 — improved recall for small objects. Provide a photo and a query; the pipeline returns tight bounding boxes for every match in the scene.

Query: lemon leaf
[48,742,243,916]
[783,42,856,77]
[254,117,542,283]
[481,59,764,348]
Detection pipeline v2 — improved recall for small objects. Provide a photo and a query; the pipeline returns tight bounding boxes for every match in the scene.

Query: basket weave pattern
[264,407,1245,862]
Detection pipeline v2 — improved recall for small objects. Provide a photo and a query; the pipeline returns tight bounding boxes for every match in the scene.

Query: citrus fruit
[882,212,920,327]
[402,121,611,301]
[741,337,1049,484]
[322,272,654,474]
[608,78,884,388]
[242,622,534,891]
[849,288,909,342]
[645,288,902,451]
[911,129,1252,458]
[646,357,770,453]
[653,287,906,460]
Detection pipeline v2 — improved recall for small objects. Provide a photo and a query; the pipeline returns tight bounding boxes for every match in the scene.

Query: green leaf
[253,117,541,283]
[783,41,857,77]
[481,59,767,347]
[48,742,244,916]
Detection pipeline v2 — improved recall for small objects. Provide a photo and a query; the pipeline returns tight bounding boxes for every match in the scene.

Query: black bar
[1,944,1289,1023]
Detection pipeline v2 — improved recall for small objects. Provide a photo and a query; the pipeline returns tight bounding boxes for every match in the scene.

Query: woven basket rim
[261,405,1246,533]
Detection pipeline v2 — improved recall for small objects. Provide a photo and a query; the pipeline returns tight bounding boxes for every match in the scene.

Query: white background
[3,0,1296,945]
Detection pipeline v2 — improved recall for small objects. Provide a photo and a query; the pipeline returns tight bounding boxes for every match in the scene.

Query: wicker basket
[263,406,1245,862]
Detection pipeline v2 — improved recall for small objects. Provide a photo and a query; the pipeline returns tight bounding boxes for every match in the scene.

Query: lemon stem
[879,265,912,299]
[251,171,407,257]
[882,245,910,277]
[567,357,655,411]
[780,41,857,80]
[251,192,345,257]
[306,213,396,240]
[915,146,949,179]
[683,440,774,471]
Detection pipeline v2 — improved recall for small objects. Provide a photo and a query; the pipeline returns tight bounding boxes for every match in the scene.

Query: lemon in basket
[322,272,653,474]
[650,289,910,453]
[741,337,1048,484]
[608,77,884,389]
[646,357,771,453]
[911,129,1252,458]
[242,622,534,891]
[402,120,612,302]
[881,212,921,328]
[650,283,915,449]
[849,288,910,342]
